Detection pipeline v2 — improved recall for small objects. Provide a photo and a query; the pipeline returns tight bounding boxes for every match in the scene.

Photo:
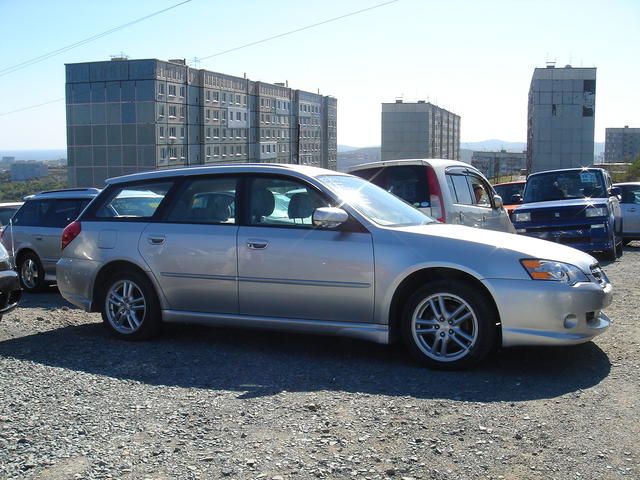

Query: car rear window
[352,165,429,207]
[10,199,90,228]
[94,182,173,219]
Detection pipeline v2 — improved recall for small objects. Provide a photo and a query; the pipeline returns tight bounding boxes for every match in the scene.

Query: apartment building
[65,58,337,187]
[471,150,526,180]
[604,126,640,163]
[526,64,596,173]
[381,100,460,161]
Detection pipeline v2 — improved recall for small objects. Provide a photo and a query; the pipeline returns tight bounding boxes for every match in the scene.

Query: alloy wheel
[411,293,478,362]
[105,280,147,334]
[20,258,39,290]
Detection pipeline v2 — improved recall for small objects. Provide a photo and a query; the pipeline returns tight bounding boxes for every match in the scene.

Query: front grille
[530,206,589,222]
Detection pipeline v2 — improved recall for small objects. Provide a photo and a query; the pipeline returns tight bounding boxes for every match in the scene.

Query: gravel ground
[1,246,639,480]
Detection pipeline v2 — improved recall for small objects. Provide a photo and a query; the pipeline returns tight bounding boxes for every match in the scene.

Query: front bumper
[0,269,21,318]
[483,277,612,347]
[514,220,612,253]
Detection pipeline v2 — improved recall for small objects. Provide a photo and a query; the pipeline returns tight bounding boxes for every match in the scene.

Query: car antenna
[8,217,16,269]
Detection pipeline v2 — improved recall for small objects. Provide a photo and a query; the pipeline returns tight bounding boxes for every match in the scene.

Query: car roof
[24,188,101,201]
[105,163,344,185]
[613,182,640,186]
[494,180,526,186]
[0,202,23,208]
[528,167,605,177]
[347,158,476,172]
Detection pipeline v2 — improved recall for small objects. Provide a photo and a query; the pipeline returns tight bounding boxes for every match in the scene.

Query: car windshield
[318,174,434,226]
[494,183,524,202]
[524,170,606,203]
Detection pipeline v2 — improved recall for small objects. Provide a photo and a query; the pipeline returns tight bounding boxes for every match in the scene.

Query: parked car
[349,159,515,233]
[0,243,21,321]
[492,181,526,216]
[56,164,612,369]
[614,182,640,245]
[0,202,23,233]
[512,168,623,260]
[1,188,99,292]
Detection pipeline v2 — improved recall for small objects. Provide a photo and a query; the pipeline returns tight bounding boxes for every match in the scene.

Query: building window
[158,83,165,96]
[180,127,185,139]
[179,86,185,98]
[159,126,165,138]
[213,128,219,138]
[206,109,211,120]
[169,147,177,159]
[222,146,227,157]
[169,127,176,139]
[222,92,226,103]
[168,84,176,97]
[236,111,241,121]
[206,90,211,102]
[206,127,211,139]
[169,105,177,118]
[158,104,165,118]
[213,91,219,102]
[213,146,220,157]
[179,106,185,119]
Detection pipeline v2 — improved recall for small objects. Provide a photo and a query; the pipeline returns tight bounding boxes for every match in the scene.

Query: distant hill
[461,140,526,152]
[0,149,66,162]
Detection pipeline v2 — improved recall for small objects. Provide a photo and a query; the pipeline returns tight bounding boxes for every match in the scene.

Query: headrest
[288,192,315,219]
[251,188,275,219]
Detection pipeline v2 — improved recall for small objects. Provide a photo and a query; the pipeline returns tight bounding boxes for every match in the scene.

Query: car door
[620,185,640,235]
[467,173,515,233]
[138,176,239,314]
[39,199,92,276]
[445,171,484,228]
[237,175,375,323]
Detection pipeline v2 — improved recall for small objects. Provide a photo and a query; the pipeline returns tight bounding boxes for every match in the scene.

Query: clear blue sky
[0,0,638,149]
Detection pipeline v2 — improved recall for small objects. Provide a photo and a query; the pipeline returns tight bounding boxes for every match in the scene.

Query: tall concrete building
[381,100,460,161]
[65,58,337,187]
[605,126,640,163]
[526,64,596,174]
[471,150,526,180]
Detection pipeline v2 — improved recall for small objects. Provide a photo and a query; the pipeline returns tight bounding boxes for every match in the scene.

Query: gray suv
[57,165,612,369]
[1,188,99,292]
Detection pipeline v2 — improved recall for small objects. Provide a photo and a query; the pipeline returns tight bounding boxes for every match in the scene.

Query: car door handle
[34,236,43,241]
[247,239,268,250]
[629,208,637,212]
[147,235,165,245]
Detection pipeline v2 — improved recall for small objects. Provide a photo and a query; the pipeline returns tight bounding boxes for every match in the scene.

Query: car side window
[12,200,39,227]
[449,174,473,205]
[41,199,87,228]
[95,182,173,219]
[468,175,492,207]
[622,187,640,205]
[248,177,329,227]
[166,177,237,224]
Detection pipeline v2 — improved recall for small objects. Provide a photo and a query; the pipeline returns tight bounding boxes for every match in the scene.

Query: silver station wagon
[57,165,612,369]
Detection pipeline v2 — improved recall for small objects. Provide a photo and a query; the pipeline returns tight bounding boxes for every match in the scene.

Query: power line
[198,0,399,61]
[0,0,399,118]
[0,98,64,117]
[0,0,193,78]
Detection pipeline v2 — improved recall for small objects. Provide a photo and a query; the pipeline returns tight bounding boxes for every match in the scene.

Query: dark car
[512,168,623,260]
[0,243,21,321]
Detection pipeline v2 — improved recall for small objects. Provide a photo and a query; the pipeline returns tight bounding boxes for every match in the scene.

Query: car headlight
[514,212,531,222]
[521,259,588,285]
[585,206,607,217]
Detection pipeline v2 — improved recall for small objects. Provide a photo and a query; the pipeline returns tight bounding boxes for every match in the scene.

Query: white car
[615,182,640,244]
[349,159,515,233]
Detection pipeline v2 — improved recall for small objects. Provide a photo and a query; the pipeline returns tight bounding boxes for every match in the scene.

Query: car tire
[605,230,619,261]
[100,270,161,340]
[401,280,498,370]
[17,251,47,293]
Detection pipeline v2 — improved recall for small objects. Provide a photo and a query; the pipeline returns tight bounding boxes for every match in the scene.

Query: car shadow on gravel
[0,321,611,403]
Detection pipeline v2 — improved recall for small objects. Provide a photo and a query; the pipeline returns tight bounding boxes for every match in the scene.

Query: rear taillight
[61,221,81,250]
[426,166,445,222]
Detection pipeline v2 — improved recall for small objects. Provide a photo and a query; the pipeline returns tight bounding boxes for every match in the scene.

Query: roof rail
[36,187,101,195]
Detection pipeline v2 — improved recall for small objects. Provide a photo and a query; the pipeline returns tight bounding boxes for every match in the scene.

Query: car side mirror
[511,194,523,204]
[313,207,349,229]
[609,187,621,198]
[493,194,504,209]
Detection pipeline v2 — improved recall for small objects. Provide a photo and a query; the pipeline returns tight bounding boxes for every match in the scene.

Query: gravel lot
[1,246,638,480]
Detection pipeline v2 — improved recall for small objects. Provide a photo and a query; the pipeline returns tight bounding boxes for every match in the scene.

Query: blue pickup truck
[512,168,623,260]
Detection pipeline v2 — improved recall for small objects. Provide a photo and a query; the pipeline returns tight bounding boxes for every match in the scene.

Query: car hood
[514,198,608,211]
[390,223,598,276]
